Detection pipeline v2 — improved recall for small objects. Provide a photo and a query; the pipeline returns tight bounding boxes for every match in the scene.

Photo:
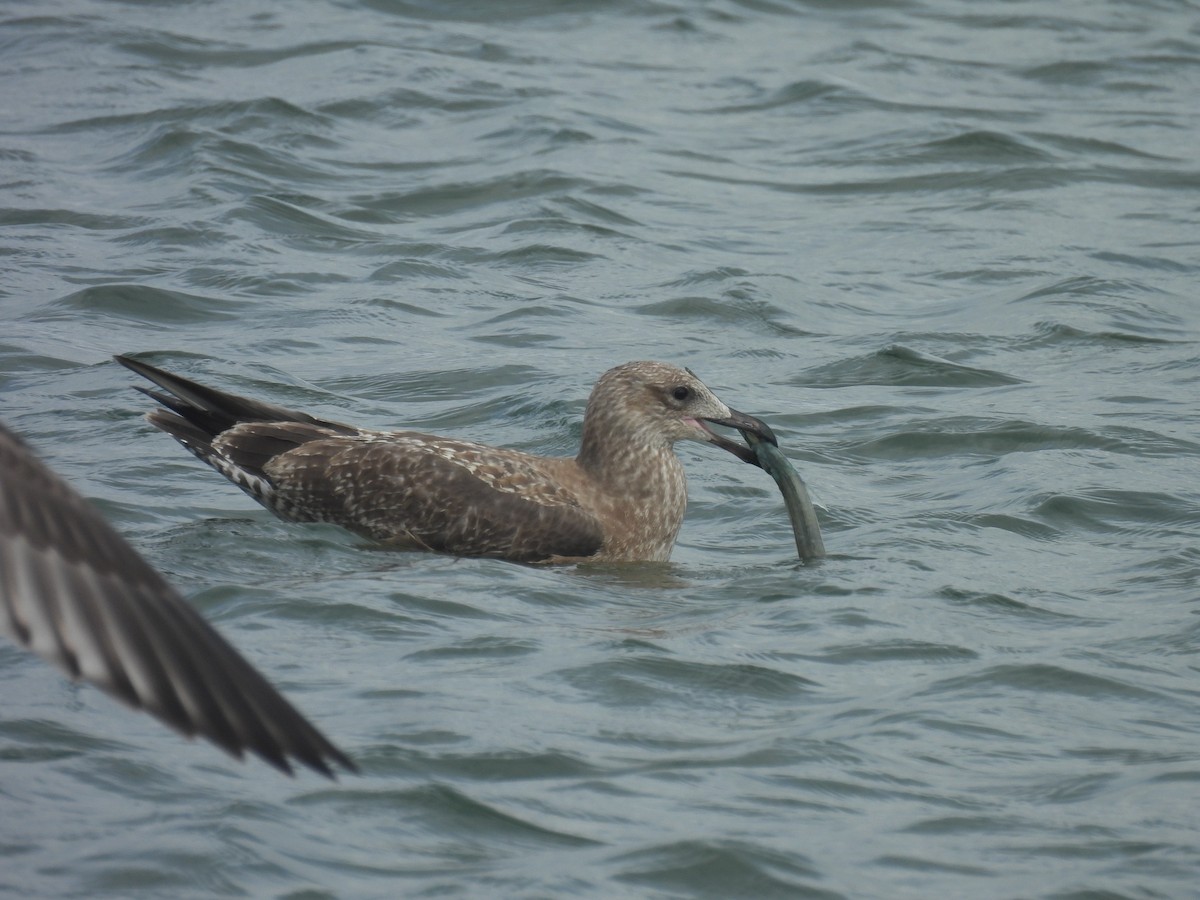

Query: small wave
[811,640,978,665]
[904,129,1057,165]
[46,284,240,325]
[1030,490,1199,535]
[922,663,1172,703]
[557,655,817,707]
[296,783,598,848]
[845,418,1137,460]
[611,839,829,898]
[801,345,1022,388]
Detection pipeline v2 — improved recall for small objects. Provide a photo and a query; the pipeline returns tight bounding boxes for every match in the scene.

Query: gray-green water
[3,1,1199,897]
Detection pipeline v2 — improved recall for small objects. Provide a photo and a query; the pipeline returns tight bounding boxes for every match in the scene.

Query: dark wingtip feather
[115,353,352,434]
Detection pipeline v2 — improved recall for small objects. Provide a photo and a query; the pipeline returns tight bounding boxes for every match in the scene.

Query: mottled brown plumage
[0,420,355,778]
[116,356,773,564]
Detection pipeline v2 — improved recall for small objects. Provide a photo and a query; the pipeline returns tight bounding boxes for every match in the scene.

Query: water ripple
[5,0,1200,896]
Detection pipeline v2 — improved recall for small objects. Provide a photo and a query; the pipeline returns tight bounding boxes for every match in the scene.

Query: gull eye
[672,386,691,402]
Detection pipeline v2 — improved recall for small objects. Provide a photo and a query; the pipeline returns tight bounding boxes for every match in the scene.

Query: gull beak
[700,408,777,467]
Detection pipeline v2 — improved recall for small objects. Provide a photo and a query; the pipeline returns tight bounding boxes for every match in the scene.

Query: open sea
[2,0,1199,897]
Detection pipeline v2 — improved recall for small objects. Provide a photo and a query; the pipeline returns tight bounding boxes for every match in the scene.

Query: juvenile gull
[0,421,355,778]
[116,356,774,564]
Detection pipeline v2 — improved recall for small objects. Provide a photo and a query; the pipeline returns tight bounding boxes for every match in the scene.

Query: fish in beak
[699,408,777,467]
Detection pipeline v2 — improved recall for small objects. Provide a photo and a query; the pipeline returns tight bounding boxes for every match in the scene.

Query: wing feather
[260,435,606,562]
[0,422,355,777]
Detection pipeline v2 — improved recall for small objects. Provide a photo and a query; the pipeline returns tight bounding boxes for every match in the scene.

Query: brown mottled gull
[0,421,355,778]
[116,355,775,564]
